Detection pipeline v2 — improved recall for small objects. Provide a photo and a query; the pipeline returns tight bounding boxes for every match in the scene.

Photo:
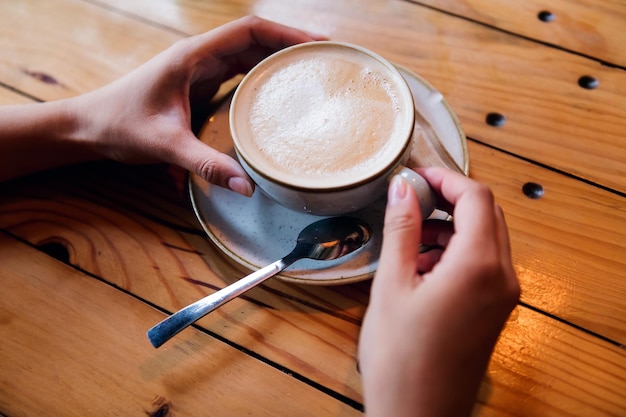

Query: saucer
[190,66,468,285]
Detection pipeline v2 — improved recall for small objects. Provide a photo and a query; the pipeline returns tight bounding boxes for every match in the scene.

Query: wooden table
[1,1,625,416]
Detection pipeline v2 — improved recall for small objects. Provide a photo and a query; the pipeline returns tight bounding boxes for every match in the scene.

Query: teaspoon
[147,216,371,348]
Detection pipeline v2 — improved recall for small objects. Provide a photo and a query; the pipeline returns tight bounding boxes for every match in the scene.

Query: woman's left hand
[71,15,326,195]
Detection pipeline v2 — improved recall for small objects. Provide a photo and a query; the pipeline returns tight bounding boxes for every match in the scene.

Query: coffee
[230,42,414,190]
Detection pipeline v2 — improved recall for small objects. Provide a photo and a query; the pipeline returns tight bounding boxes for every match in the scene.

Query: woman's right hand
[359,166,520,417]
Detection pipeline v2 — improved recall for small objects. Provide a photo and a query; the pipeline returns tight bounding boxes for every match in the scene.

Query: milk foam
[238,46,410,186]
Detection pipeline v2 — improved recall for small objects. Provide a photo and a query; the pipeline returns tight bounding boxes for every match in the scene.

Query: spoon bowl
[147,216,371,348]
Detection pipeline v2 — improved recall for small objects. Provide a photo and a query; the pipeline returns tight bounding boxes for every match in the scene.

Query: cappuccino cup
[229,41,436,218]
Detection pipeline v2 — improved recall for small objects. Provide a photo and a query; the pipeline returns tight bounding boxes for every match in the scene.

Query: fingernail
[388,175,408,205]
[228,177,253,197]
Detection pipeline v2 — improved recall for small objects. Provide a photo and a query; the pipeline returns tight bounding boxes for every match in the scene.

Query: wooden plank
[0,164,368,401]
[481,306,626,417]
[65,0,626,193]
[1,0,623,192]
[0,231,362,417]
[0,0,181,101]
[0,134,624,402]
[469,140,626,342]
[101,0,626,70]
[410,0,626,68]
[1,1,624,414]
[0,87,32,105]
[2,223,626,417]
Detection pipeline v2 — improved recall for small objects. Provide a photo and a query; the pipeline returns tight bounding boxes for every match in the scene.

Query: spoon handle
[147,258,290,348]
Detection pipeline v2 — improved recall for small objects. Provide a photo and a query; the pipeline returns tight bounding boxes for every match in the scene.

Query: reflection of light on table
[515,264,572,315]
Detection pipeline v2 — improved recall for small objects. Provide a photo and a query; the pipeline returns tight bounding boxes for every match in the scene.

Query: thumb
[172,135,254,197]
[374,176,424,292]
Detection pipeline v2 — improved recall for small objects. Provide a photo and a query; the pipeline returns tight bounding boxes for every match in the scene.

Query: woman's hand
[359,167,520,417]
[72,15,325,195]
[0,16,325,190]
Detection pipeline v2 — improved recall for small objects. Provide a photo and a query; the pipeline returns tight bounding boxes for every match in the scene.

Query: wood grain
[1,135,624,408]
[0,87,32,105]
[88,0,626,193]
[0,0,181,100]
[410,0,626,68]
[2,225,625,416]
[482,305,626,417]
[0,164,368,401]
[468,142,626,344]
[0,231,363,416]
[1,0,625,415]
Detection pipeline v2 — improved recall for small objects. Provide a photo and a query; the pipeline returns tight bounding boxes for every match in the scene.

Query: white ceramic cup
[230,41,436,218]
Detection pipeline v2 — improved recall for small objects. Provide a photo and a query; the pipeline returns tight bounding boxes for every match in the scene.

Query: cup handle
[392,166,437,220]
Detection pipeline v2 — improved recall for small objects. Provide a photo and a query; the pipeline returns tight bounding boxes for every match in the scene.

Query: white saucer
[190,66,468,285]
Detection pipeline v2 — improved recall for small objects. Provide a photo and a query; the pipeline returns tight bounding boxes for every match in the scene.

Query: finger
[419,167,498,249]
[373,176,423,295]
[416,167,486,213]
[494,204,512,262]
[169,134,254,196]
[193,15,327,60]
[247,15,329,47]
[494,204,520,292]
